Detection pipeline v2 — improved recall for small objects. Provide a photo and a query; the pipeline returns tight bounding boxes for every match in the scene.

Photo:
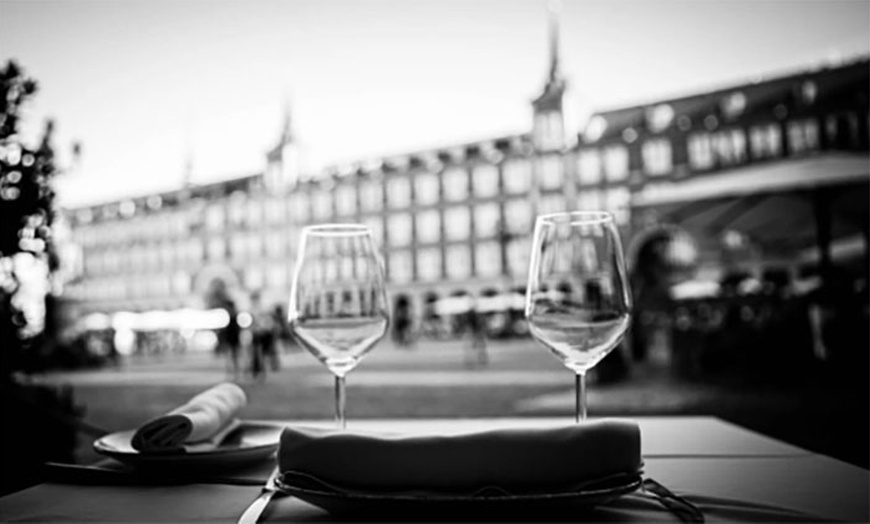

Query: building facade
[61,30,869,325]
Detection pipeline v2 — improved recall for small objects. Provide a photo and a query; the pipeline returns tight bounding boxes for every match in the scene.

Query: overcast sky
[2,0,868,207]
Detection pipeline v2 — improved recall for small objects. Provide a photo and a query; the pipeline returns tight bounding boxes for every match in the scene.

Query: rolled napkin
[278,419,641,494]
[131,382,247,453]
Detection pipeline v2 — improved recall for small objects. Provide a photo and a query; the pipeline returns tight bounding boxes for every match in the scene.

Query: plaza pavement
[34,337,715,415]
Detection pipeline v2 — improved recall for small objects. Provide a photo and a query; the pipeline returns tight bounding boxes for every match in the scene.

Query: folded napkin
[278,419,641,494]
[131,382,247,453]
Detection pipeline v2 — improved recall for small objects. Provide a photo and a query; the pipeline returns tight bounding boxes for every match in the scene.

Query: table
[0,417,867,522]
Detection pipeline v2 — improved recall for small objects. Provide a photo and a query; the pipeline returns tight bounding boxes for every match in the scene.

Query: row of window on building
[73,231,536,305]
[73,195,292,248]
[294,154,627,219]
[281,116,842,216]
[388,238,532,284]
[71,273,192,304]
[302,187,631,249]
[71,262,296,304]
[682,119,824,172]
[78,185,634,279]
[80,230,298,276]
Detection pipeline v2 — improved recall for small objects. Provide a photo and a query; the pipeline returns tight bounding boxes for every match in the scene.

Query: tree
[0,60,61,375]
[0,60,79,496]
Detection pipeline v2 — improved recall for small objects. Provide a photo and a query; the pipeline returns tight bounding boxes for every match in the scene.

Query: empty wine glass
[287,224,390,428]
[525,211,632,422]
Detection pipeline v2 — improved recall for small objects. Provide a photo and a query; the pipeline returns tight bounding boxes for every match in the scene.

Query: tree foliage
[0,60,58,262]
[1,60,60,377]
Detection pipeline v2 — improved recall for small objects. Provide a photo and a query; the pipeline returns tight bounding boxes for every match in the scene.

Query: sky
[2,0,869,208]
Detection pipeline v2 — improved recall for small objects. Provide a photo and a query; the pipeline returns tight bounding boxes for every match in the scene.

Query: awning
[476,293,525,313]
[433,293,525,315]
[83,309,232,331]
[632,153,869,259]
[433,296,474,315]
[634,153,869,207]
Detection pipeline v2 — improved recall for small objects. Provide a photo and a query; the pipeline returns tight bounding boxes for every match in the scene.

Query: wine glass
[287,224,390,428]
[525,211,632,422]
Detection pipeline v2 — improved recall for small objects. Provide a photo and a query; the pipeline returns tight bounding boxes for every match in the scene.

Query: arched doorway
[626,225,699,362]
[627,225,699,279]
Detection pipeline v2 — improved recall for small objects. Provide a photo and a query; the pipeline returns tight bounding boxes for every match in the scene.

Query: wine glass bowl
[525,211,632,421]
[288,224,390,427]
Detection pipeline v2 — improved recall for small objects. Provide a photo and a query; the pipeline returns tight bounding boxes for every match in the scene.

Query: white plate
[93,421,283,470]
[276,470,642,518]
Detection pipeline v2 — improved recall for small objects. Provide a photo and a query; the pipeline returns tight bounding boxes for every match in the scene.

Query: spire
[534,0,565,109]
[182,134,194,188]
[280,95,294,145]
[547,0,562,83]
[531,0,568,151]
[265,92,301,190]
[181,111,196,188]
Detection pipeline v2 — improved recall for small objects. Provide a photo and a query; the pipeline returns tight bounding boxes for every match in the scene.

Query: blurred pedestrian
[219,301,242,380]
[206,280,242,379]
[392,296,415,348]
[248,292,276,381]
[464,304,488,368]
[265,305,285,369]
[272,304,295,354]
[104,327,120,368]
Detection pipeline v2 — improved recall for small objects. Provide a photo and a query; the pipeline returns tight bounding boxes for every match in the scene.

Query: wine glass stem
[575,371,587,423]
[335,375,347,429]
